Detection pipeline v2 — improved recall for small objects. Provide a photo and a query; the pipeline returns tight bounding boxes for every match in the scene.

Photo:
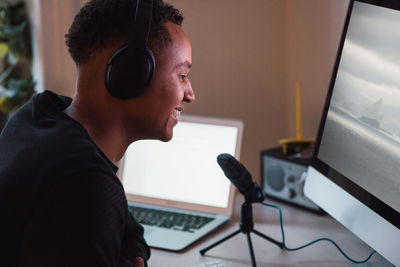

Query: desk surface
[148,193,386,267]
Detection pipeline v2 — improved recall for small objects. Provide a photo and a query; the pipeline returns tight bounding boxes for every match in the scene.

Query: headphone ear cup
[105,45,155,99]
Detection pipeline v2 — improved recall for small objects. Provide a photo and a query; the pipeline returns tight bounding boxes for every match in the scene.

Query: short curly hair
[65,0,183,66]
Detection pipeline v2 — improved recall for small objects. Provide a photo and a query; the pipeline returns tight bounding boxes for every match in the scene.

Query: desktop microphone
[217,153,264,202]
[217,153,253,194]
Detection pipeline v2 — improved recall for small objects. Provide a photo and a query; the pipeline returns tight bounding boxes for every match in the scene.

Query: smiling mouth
[172,108,181,121]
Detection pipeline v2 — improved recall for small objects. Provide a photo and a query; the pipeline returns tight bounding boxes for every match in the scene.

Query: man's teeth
[173,109,181,119]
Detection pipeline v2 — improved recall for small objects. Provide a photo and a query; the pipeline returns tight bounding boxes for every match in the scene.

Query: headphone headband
[131,0,153,48]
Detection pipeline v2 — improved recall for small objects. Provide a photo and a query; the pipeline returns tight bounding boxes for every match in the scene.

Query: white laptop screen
[121,117,240,208]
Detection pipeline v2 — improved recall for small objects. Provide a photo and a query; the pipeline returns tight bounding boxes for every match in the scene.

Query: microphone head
[217,153,253,195]
[217,153,244,180]
[217,153,265,203]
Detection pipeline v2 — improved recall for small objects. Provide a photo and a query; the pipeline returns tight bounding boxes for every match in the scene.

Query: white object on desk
[188,260,225,267]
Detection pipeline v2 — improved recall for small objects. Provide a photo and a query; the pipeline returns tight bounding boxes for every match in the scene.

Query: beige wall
[32,0,350,183]
[162,0,349,182]
[168,0,287,182]
[285,0,349,139]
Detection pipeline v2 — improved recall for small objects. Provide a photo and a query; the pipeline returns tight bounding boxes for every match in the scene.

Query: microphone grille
[217,153,231,162]
[217,153,243,179]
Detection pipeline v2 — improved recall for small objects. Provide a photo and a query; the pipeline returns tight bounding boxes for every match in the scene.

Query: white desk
[148,193,387,267]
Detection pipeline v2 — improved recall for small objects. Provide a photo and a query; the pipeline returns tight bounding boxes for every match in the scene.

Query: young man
[0,0,194,266]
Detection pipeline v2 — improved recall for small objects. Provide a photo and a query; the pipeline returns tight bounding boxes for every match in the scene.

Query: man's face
[122,22,195,142]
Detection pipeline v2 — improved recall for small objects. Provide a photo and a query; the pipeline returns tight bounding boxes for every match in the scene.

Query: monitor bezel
[311,0,400,230]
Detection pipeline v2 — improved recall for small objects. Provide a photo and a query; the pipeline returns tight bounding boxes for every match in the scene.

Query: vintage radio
[261,147,322,212]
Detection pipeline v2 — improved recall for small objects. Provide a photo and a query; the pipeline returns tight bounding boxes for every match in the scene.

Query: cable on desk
[261,202,377,264]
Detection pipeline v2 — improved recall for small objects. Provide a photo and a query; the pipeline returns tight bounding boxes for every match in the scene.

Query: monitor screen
[305,0,400,265]
[318,0,400,217]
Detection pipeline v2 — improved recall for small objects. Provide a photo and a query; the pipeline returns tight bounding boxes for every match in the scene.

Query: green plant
[0,0,35,113]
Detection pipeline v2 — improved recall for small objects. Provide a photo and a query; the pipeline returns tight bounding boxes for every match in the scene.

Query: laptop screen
[121,115,242,209]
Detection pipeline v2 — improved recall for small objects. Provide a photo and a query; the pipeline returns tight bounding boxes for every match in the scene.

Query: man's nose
[184,83,195,103]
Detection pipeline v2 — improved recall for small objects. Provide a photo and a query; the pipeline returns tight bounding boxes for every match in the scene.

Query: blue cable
[261,202,377,264]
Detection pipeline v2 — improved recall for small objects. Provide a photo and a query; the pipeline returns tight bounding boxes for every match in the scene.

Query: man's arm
[120,211,151,267]
[18,173,147,267]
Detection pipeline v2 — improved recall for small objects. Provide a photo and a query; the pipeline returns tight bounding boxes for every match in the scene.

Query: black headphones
[105,0,155,99]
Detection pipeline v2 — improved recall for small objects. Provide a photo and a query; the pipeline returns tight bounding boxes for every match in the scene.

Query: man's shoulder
[0,90,119,195]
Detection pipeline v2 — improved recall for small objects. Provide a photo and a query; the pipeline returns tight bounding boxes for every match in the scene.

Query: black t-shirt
[0,91,150,267]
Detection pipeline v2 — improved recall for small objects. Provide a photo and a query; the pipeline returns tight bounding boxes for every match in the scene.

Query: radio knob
[287,175,296,183]
[289,188,297,199]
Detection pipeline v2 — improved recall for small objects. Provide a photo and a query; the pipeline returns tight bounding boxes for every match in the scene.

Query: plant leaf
[0,42,8,58]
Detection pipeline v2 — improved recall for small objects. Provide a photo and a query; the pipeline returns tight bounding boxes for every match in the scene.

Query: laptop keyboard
[129,206,215,233]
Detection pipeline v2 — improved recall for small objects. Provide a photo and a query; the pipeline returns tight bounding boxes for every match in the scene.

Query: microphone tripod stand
[199,194,284,267]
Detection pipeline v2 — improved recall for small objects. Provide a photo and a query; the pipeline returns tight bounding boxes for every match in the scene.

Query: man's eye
[179,74,188,80]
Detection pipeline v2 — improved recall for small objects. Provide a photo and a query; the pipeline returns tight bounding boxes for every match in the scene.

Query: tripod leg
[246,233,257,267]
[200,229,241,255]
[252,229,284,249]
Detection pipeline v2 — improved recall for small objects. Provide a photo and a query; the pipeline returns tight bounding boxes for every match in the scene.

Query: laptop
[117,114,244,251]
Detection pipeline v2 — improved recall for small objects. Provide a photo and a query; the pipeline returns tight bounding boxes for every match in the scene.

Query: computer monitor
[304,0,400,265]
